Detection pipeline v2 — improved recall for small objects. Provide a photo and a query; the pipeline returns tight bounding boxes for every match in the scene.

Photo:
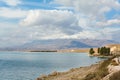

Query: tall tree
[98,48,100,53]
[99,47,110,56]
[89,48,95,55]
[106,48,110,55]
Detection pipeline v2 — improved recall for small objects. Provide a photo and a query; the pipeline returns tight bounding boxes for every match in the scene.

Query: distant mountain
[0,39,118,51]
[65,40,92,48]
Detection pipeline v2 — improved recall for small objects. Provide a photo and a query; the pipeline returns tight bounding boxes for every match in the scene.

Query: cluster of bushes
[98,47,110,56]
[89,48,95,55]
[89,47,110,56]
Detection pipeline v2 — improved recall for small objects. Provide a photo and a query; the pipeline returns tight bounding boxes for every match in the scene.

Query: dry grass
[36,56,116,80]
[83,57,114,80]
[111,60,119,66]
[37,64,99,80]
[109,70,120,80]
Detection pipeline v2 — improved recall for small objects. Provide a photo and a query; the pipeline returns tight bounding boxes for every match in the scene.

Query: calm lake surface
[0,52,105,80]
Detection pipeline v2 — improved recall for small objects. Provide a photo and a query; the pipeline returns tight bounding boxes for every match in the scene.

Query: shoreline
[0,48,91,53]
[36,60,103,80]
[36,56,120,80]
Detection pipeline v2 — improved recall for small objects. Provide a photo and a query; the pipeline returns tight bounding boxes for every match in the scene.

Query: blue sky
[0,0,120,47]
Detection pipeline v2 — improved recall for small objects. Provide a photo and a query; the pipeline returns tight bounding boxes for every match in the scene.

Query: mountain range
[0,39,119,51]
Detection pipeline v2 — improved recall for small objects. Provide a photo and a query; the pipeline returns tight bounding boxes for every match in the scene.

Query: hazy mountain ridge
[0,39,119,51]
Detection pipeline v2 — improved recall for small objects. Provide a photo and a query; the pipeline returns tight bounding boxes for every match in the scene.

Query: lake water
[0,52,105,80]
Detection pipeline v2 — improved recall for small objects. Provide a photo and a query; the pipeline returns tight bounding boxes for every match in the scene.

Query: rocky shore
[36,63,99,80]
[36,56,120,80]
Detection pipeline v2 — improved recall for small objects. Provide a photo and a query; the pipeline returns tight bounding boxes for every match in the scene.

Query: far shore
[29,50,57,52]
[0,48,97,53]
[28,48,95,53]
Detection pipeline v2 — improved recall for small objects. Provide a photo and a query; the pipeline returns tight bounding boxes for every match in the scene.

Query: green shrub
[89,48,95,55]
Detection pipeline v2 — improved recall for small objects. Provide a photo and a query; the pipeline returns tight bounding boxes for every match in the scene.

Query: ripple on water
[0,52,106,80]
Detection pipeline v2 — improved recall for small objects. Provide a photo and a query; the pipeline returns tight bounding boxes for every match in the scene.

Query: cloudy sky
[0,0,120,47]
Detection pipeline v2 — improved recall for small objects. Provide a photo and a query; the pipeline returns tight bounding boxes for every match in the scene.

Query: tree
[99,47,110,56]
[100,47,104,55]
[103,47,106,53]
[106,48,110,55]
[98,48,100,53]
[89,48,95,55]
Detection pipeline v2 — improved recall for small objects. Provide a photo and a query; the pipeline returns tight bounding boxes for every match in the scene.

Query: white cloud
[55,6,74,10]
[96,19,120,27]
[0,0,21,6]
[0,22,28,47]
[53,0,120,20]
[0,0,120,48]
[111,30,120,42]
[0,7,28,19]
[20,10,82,35]
[19,7,120,41]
